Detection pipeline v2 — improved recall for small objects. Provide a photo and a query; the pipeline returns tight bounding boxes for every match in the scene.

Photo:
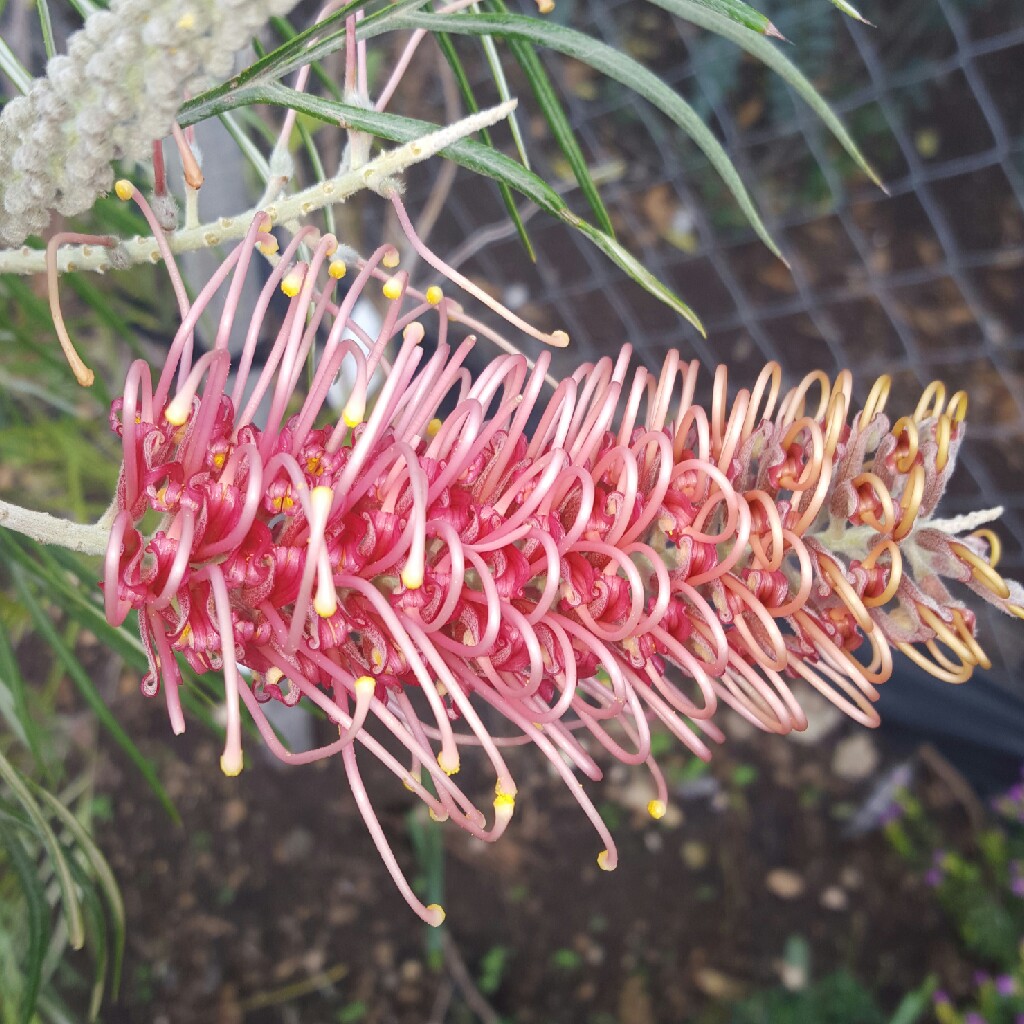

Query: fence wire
[422,0,1024,689]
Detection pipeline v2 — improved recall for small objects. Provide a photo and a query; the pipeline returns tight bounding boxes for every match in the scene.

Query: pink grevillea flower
[101,185,1023,923]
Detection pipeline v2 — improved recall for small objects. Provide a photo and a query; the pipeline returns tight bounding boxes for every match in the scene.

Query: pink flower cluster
[103,194,1023,923]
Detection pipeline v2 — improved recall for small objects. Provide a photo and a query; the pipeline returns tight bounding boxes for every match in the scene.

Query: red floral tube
[102,191,1023,924]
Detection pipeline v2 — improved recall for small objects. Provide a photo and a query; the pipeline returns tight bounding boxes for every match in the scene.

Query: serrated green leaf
[649,0,882,186]
[433,30,536,260]
[484,0,615,237]
[227,85,703,333]
[8,566,180,824]
[0,748,85,952]
[380,10,783,258]
[0,822,47,1024]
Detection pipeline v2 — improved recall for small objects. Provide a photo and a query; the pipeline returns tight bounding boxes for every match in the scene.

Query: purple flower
[935,990,951,1005]
[996,975,1016,996]
[964,1014,986,1024]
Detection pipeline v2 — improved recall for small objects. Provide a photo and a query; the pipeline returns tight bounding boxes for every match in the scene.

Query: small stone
[273,826,314,864]
[644,831,664,854]
[831,734,880,782]
[694,968,744,1000]
[841,866,864,890]
[820,885,848,911]
[766,868,805,900]
[222,798,246,830]
[789,690,843,745]
[681,841,708,870]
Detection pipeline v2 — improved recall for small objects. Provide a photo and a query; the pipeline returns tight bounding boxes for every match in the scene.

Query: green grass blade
[0,749,85,951]
[649,0,883,186]
[31,783,125,1004]
[484,0,615,237]
[9,567,180,824]
[0,822,47,1024]
[433,30,536,260]
[384,10,783,258]
[240,85,704,332]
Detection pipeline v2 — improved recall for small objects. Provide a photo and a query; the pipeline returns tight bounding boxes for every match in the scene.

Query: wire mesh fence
[419,0,1024,690]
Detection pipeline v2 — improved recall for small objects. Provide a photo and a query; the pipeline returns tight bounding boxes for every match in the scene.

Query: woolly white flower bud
[0,0,301,246]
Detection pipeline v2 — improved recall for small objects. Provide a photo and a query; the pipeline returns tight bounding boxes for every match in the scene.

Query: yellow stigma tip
[549,329,570,348]
[597,849,615,871]
[648,799,667,820]
[328,259,347,279]
[114,179,134,201]
[311,484,334,506]
[425,286,443,306]
[354,675,376,696]
[343,411,363,428]
[313,595,337,618]
[164,402,190,426]
[401,567,423,591]
[426,418,443,438]
[438,752,460,776]
[382,276,403,301]
[220,753,243,778]
[425,904,446,927]
[428,807,448,822]
[494,793,515,813]
[256,237,279,256]
[281,280,303,298]
[383,250,400,269]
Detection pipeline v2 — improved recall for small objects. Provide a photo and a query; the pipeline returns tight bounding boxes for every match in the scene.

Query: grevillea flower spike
[101,185,1023,923]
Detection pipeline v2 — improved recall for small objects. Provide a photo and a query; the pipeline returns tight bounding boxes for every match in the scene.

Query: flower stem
[0,499,109,556]
[0,101,518,278]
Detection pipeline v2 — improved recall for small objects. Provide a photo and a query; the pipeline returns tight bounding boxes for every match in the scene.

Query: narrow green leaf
[0,749,85,951]
[181,0,431,118]
[649,0,883,186]
[244,85,704,332]
[433,30,536,260]
[77,879,109,1021]
[0,621,44,765]
[888,975,937,1024]
[0,823,47,1024]
[269,16,344,100]
[567,211,704,334]
[9,568,180,824]
[470,4,532,170]
[33,784,124,1006]
[687,0,781,37]
[382,10,784,258]
[485,0,616,237]
[0,35,32,95]
[826,0,874,25]
[36,0,57,59]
